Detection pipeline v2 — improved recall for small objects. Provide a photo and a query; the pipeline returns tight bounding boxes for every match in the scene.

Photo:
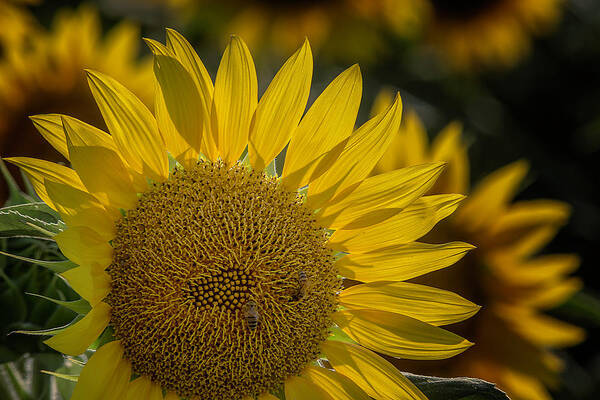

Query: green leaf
[404,373,510,400]
[0,203,64,239]
[0,250,76,274]
[0,269,27,322]
[0,353,65,400]
[26,293,91,315]
[0,160,35,207]
[0,361,32,400]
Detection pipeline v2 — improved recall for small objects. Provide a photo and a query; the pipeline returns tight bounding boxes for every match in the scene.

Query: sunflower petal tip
[84,69,102,82]
[143,37,167,56]
[349,63,361,73]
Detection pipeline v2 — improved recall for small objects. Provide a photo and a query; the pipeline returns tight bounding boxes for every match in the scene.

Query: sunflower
[5,30,480,399]
[146,0,384,62]
[392,0,564,70]
[371,90,584,400]
[0,4,152,201]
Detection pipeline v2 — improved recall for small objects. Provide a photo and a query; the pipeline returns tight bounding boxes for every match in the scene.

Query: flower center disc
[107,161,339,399]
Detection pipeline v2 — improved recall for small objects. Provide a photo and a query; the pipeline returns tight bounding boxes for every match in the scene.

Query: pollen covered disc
[107,161,339,399]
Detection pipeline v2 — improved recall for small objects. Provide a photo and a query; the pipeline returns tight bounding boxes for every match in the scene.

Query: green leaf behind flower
[405,373,510,400]
[0,203,64,239]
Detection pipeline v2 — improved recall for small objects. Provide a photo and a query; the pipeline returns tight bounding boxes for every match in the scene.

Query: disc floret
[107,161,339,399]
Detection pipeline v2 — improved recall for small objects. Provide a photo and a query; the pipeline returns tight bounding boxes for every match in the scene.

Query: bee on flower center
[243,300,260,330]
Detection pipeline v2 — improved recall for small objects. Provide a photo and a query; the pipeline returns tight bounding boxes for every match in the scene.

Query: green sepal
[0,250,76,274]
[327,325,355,344]
[25,293,91,315]
[40,370,78,382]
[11,315,83,337]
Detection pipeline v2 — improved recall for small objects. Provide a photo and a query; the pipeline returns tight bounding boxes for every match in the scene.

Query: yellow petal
[165,28,217,160]
[501,368,552,400]
[144,37,172,56]
[45,179,117,241]
[282,64,362,190]
[333,309,473,360]
[485,200,570,257]
[44,302,110,356]
[3,157,85,210]
[329,194,465,253]
[336,241,474,282]
[154,83,199,169]
[54,226,112,268]
[257,393,279,400]
[455,160,529,231]
[521,277,583,309]
[60,115,117,150]
[29,114,69,159]
[491,253,580,286]
[86,69,168,181]
[60,116,147,192]
[145,38,197,168]
[154,55,203,156]
[322,340,427,400]
[164,391,180,400]
[308,93,403,209]
[249,39,312,170]
[318,162,446,229]
[340,281,479,326]
[303,365,370,400]
[125,376,164,400]
[429,121,469,194]
[66,141,139,211]
[72,341,131,400]
[503,308,585,348]
[211,35,257,164]
[284,375,332,400]
[60,265,110,306]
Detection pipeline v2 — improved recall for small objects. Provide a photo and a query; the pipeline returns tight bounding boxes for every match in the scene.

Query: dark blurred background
[1,0,599,399]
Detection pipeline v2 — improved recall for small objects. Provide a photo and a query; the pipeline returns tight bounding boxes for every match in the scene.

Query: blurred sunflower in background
[371,90,585,400]
[119,0,563,71]
[0,3,152,202]
[385,0,564,70]
[4,30,483,399]
[115,0,385,62]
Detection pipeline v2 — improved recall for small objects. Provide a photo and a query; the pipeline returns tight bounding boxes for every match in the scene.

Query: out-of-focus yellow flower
[148,0,384,61]
[372,89,585,400]
[0,4,152,200]
[388,0,563,70]
[128,0,562,69]
[6,30,481,400]
[0,1,37,50]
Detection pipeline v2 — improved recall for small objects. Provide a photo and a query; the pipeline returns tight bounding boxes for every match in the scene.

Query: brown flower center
[107,161,339,399]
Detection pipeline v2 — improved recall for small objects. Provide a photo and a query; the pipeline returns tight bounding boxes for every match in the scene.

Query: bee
[243,300,259,330]
[292,270,311,301]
